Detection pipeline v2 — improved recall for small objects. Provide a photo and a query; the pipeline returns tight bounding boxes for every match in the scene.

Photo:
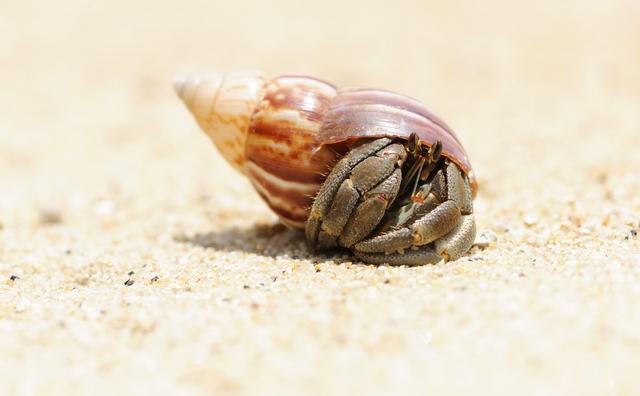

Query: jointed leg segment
[352,161,476,264]
[305,135,476,265]
[306,139,406,251]
[305,138,393,249]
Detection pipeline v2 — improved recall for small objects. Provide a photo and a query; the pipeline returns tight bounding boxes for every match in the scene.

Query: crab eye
[431,141,443,162]
[406,132,419,153]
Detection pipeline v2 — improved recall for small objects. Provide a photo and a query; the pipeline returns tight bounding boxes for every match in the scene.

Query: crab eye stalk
[430,141,443,163]
[406,132,420,156]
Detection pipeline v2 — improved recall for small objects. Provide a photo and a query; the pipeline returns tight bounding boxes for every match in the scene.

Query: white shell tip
[173,75,192,100]
[172,73,226,105]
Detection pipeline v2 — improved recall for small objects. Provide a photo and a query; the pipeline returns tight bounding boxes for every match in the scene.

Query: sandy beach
[1,0,639,394]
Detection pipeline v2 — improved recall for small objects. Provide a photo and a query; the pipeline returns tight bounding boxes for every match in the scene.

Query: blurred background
[1,0,639,394]
[2,0,638,211]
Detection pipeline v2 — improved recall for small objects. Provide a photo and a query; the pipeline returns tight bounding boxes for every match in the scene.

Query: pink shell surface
[317,88,476,195]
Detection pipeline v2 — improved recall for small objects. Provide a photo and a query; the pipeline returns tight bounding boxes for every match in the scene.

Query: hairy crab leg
[319,144,405,248]
[446,161,473,215]
[375,184,439,232]
[355,245,442,266]
[316,179,360,249]
[431,164,476,260]
[307,134,476,265]
[339,168,402,247]
[353,227,414,254]
[309,140,406,250]
[353,161,475,264]
[435,214,476,260]
[348,144,405,192]
[353,198,460,254]
[409,200,461,246]
[306,138,393,250]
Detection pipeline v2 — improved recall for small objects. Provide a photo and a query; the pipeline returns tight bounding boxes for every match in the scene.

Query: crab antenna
[410,159,425,198]
[398,154,425,198]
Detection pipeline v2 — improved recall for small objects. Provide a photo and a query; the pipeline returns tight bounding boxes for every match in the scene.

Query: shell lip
[318,133,478,197]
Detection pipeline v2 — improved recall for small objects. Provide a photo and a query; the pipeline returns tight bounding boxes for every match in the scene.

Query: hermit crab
[174,71,477,265]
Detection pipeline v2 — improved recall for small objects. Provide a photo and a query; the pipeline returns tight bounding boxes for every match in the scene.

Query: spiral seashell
[175,71,475,229]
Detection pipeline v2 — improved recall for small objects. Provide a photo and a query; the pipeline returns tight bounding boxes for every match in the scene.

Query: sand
[1,0,639,394]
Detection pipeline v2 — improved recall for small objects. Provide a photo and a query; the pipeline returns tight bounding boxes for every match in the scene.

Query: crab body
[175,71,477,265]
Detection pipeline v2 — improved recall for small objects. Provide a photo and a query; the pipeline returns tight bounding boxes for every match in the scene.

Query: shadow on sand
[174,222,351,264]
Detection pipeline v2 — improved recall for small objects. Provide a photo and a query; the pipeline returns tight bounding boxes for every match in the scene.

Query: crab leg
[306,135,477,265]
[409,200,461,245]
[355,245,442,266]
[446,160,474,215]
[309,141,406,250]
[339,168,402,247]
[407,162,470,246]
[306,138,393,249]
[316,179,360,249]
[353,227,414,254]
[435,214,476,260]
[376,185,439,232]
[353,161,475,265]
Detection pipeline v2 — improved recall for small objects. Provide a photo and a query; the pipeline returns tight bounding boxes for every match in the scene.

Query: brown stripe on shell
[250,169,312,222]
[245,76,338,229]
[318,88,477,196]
[246,151,334,185]
[335,88,462,145]
[252,185,308,230]
[246,160,318,206]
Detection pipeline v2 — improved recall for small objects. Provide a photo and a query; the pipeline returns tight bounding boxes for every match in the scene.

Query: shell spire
[175,71,340,229]
[174,71,266,174]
